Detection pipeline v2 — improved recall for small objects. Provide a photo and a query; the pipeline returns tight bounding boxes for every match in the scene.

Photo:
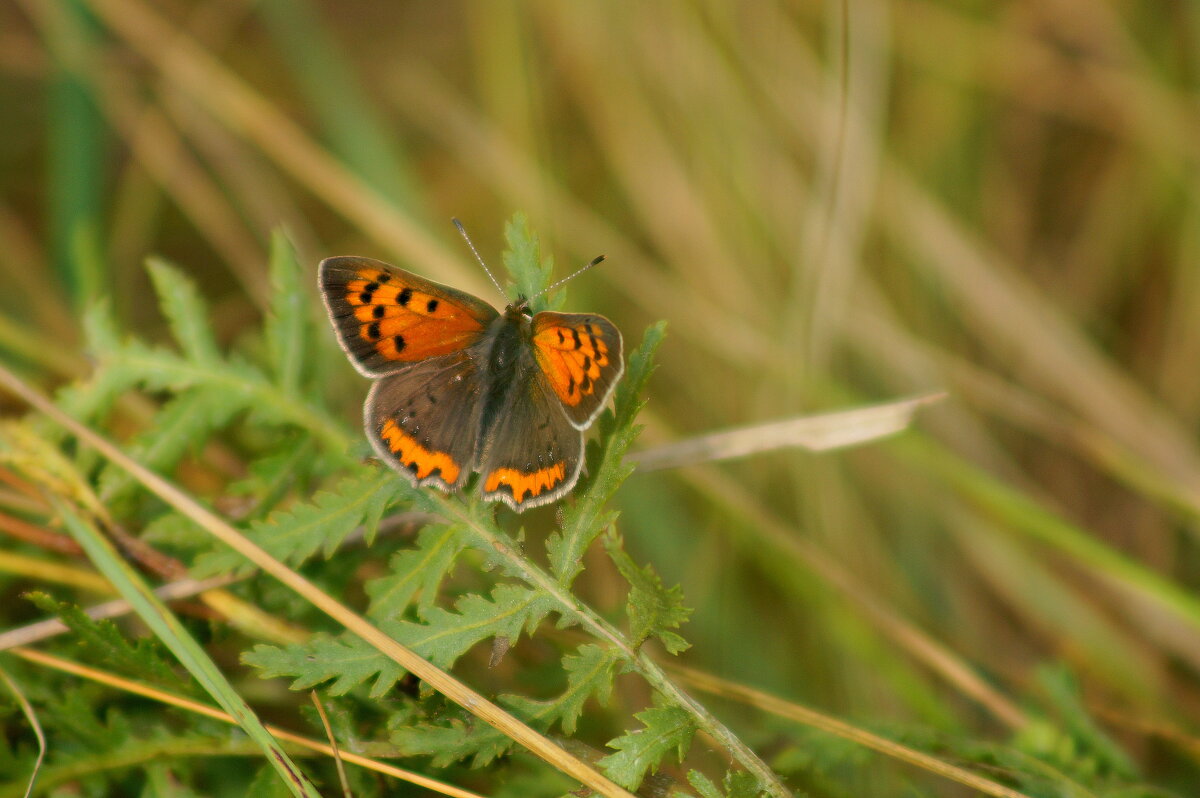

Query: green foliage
[604,531,691,654]
[242,633,406,698]
[145,258,222,365]
[501,212,561,312]
[599,699,697,790]
[548,322,665,586]
[392,642,624,766]
[365,523,469,619]
[26,593,189,692]
[506,643,623,736]
[687,769,769,798]
[193,468,404,577]
[264,230,311,394]
[8,212,1164,798]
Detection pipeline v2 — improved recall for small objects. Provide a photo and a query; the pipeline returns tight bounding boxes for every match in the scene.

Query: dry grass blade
[0,665,46,798]
[0,365,636,798]
[631,393,945,472]
[0,574,236,651]
[671,664,1033,798]
[310,692,351,798]
[8,647,486,798]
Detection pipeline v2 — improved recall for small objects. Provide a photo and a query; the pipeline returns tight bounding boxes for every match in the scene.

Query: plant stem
[449,503,793,798]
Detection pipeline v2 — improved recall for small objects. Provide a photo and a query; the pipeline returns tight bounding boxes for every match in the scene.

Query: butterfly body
[320,256,623,511]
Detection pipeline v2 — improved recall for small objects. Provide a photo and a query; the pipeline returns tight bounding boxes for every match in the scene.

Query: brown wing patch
[365,354,485,493]
[320,256,499,376]
[532,312,624,428]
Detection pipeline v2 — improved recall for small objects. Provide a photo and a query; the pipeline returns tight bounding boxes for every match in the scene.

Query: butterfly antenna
[453,218,507,299]
[530,254,607,302]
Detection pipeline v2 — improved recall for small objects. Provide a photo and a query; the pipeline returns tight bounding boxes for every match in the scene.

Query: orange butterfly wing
[531,311,624,428]
[319,256,499,376]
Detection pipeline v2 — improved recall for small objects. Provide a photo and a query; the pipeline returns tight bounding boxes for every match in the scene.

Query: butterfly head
[507,296,534,317]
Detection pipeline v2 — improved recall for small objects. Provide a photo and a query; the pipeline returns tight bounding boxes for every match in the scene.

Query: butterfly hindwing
[365,351,486,493]
[320,256,499,377]
[477,358,585,511]
[531,312,624,428]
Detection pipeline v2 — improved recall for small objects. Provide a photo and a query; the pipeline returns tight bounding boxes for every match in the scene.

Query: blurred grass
[2,0,1200,793]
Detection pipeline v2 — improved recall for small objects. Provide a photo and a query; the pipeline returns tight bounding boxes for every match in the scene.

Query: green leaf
[264,229,309,393]
[548,322,665,586]
[55,501,320,798]
[248,584,555,700]
[390,643,623,769]
[604,531,691,654]
[242,634,406,699]
[388,583,556,669]
[687,770,723,798]
[193,468,402,577]
[389,712,513,769]
[504,643,623,736]
[600,700,697,790]
[365,524,468,620]
[501,212,557,311]
[145,258,220,364]
[26,592,189,692]
[723,770,767,798]
[245,764,295,798]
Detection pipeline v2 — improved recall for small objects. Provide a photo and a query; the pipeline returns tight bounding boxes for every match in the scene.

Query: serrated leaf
[723,770,766,798]
[145,258,220,364]
[501,212,560,312]
[605,531,692,654]
[390,713,513,769]
[389,583,556,669]
[390,643,623,769]
[504,643,623,735]
[249,584,554,700]
[365,524,468,620]
[242,634,406,699]
[192,469,401,577]
[27,593,188,691]
[264,229,309,393]
[687,770,722,798]
[55,502,320,798]
[600,701,696,790]
[549,323,666,586]
[40,687,132,752]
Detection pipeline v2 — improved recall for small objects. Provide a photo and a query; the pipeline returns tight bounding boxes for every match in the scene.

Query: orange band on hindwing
[380,419,462,483]
[483,463,567,504]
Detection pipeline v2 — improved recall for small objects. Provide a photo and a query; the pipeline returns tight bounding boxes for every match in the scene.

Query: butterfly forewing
[320,256,499,377]
[531,312,624,429]
[365,351,486,493]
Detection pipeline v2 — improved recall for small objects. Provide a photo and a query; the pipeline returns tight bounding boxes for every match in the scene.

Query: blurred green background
[3,0,1200,794]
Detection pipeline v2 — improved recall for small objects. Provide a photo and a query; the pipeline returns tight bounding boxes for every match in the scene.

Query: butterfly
[318,244,623,512]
